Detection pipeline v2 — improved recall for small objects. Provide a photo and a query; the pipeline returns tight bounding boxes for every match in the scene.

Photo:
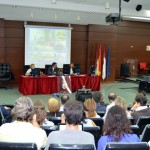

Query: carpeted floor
[0,81,150,110]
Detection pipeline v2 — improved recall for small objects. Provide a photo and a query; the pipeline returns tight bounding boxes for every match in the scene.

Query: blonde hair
[30,64,35,68]
[48,98,60,113]
[84,98,96,118]
[115,96,127,111]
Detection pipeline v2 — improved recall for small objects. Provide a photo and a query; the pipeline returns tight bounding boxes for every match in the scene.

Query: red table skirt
[19,75,100,95]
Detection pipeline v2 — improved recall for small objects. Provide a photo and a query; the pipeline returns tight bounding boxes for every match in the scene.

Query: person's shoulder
[125,133,140,141]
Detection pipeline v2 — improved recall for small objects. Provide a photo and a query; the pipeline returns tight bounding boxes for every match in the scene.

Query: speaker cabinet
[120,64,130,77]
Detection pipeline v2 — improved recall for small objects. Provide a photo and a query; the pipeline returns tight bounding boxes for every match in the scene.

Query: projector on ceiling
[106,13,120,23]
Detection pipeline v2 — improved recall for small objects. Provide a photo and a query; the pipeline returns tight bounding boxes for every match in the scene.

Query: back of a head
[108,93,117,102]
[84,98,96,117]
[135,95,148,106]
[104,105,131,141]
[64,100,83,125]
[34,100,45,110]
[115,96,127,111]
[61,94,69,105]
[92,91,104,103]
[48,98,60,113]
[11,96,34,122]
[34,100,46,125]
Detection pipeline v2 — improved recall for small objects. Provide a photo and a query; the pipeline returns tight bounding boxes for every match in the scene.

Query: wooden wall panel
[1,19,150,86]
[0,19,4,63]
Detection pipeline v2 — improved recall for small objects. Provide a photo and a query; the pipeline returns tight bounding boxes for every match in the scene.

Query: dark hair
[108,93,117,101]
[135,95,148,106]
[92,91,104,103]
[103,105,132,142]
[61,94,69,105]
[64,100,83,125]
[52,62,57,67]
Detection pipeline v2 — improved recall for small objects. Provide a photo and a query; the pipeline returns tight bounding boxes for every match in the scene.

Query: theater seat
[136,116,150,135]
[105,142,149,150]
[140,124,150,142]
[88,118,103,135]
[48,144,94,150]
[83,126,101,147]
[0,142,37,150]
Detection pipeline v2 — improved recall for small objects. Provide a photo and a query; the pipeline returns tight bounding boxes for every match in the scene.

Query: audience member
[92,91,107,112]
[48,62,58,75]
[130,95,150,123]
[59,94,69,111]
[115,96,131,118]
[81,112,96,127]
[84,98,100,118]
[0,105,11,122]
[103,92,117,120]
[47,98,60,117]
[98,105,140,150]
[34,100,54,127]
[44,100,96,150]
[0,97,47,150]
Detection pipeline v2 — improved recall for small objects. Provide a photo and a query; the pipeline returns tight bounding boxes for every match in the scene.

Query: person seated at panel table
[25,64,35,76]
[69,63,77,75]
[48,62,59,76]
[25,64,44,76]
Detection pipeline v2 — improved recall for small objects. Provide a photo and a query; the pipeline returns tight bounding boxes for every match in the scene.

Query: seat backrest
[83,126,101,147]
[23,65,30,75]
[141,124,150,142]
[105,142,149,150]
[88,118,103,135]
[41,126,58,136]
[130,125,140,137]
[136,116,150,135]
[0,64,10,77]
[45,64,52,75]
[0,142,37,150]
[48,144,94,150]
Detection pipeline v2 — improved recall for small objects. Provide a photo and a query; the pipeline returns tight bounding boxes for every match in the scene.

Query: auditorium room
[0,0,150,150]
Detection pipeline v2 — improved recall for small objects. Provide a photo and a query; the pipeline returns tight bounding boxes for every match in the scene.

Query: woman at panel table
[25,64,44,76]
[25,64,35,76]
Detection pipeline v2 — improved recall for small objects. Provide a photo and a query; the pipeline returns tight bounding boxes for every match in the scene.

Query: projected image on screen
[25,25,71,68]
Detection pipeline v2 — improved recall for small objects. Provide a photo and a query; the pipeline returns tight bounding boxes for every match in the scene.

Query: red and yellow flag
[95,44,102,76]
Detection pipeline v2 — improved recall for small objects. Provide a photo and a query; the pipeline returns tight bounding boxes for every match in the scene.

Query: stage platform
[126,75,150,93]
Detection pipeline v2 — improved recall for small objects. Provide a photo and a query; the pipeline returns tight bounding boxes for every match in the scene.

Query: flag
[102,47,106,80]
[95,44,102,76]
[106,45,110,78]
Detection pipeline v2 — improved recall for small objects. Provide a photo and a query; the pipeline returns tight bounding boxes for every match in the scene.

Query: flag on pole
[106,45,110,78]
[102,47,106,80]
[95,44,102,76]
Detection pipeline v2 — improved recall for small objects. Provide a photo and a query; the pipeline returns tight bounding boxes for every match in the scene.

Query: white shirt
[135,106,148,111]
[26,68,32,75]
[0,121,47,150]
[59,105,64,111]
[103,101,115,120]
[70,68,73,74]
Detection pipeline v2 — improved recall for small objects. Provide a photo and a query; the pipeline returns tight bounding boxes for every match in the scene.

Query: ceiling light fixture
[51,0,56,4]
[105,2,110,9]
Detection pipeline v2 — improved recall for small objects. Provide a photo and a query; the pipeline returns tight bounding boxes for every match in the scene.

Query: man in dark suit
[48,62,58,75]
